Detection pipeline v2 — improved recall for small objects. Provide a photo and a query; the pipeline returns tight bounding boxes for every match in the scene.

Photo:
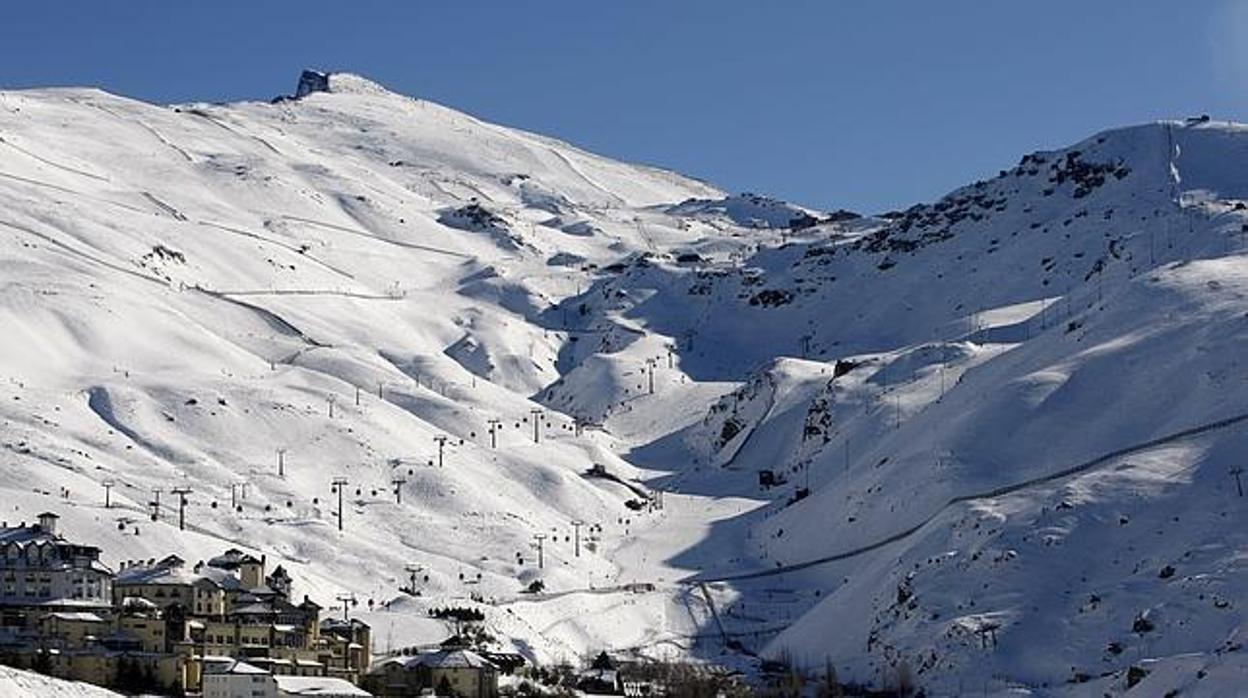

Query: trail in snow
[700,409,1248,582]
[280,214,474,259]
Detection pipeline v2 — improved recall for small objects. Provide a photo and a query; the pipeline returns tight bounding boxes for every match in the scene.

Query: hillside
[1,73,1246,695]
[0,666,122,698]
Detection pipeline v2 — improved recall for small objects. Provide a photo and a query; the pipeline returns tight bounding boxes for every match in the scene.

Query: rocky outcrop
[295,70,330,99]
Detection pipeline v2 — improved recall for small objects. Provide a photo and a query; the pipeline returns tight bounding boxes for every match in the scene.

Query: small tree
[817,657,844,698]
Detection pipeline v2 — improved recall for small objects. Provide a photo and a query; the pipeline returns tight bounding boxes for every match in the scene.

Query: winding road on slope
[696,409,1248,582]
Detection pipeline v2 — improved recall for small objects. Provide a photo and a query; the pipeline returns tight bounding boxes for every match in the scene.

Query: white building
[275,675,372,697]
[202,656,278,698]
[0,513,113,615]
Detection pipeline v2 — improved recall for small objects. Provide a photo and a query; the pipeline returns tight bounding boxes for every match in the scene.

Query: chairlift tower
[529,409,544,444]
[331,477,349,531]
[487,418,503,449]
[571,520,584,557]
[171,487,193,531]
[404,564,424,594]
[533,533,548,569]
[433,435,449,467]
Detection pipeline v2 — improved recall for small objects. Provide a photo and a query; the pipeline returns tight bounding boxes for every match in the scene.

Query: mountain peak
[294,69,329,98]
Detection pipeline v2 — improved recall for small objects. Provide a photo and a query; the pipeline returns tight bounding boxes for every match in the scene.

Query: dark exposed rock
[295,70,330,99]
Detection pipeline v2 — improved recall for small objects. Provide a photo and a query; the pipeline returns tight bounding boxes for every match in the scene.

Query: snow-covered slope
[635,120,1248,694]
[0,72,755,668]
[2,72,1246,695]
[0,666,122,698]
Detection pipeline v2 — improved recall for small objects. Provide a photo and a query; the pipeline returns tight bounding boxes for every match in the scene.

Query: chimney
[37,512,59,536]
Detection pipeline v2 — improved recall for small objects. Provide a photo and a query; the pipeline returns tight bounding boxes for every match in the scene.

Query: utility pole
[332,477,349,531]
[571,520,584,557]
[799,334,813,359]
[533,533,547,569]
[150,488,162,519]
[645,359,657,394]
[355,386,361,406]
[277,448,287,478]
[230,483,240,510]
[336,593,355,621]
[529,409,544,444]
[487,418,503,449]
[391,476,407,504]
[327,395,337,419]
[433,435,449,467]
[404,564,423,594]
[666,344,675,369]
[1232,466,1245,498]
[171,487,192,531]
[102,480,115,509]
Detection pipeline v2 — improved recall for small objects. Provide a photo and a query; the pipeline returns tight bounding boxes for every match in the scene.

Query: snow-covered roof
[232,602,277,616]
[44,612,106,623]
[115,564,198,586]
[414,648,496,670]
[203,657,270,675]
[272,675,371,696]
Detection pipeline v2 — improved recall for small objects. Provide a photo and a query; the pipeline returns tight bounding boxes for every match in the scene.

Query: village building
[201,657,376,698]
[0,513,113,629]
[364,647,498,698]
[319,617,372,682]
[202,656,278,698]
[0,514,375,695]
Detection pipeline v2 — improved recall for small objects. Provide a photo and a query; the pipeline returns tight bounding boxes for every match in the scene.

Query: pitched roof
[416,648,496,669]
[203,657,270,675]
[272,675,372,696]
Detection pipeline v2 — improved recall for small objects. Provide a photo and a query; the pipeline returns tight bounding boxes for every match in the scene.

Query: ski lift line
[279,215,473,259]
[83,101,194,163]
[0,169,159,216]
[217,289,397,300]
[196,220,358,280]
[0,137,111,182]
[0,218,168,287]
[193,288,327,348]
[698,409,1248,583]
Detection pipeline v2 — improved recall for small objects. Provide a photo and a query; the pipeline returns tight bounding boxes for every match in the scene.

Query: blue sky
[2,1,1243,213]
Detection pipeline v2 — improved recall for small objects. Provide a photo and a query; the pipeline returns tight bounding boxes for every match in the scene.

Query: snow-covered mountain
[2,72,1246,695]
